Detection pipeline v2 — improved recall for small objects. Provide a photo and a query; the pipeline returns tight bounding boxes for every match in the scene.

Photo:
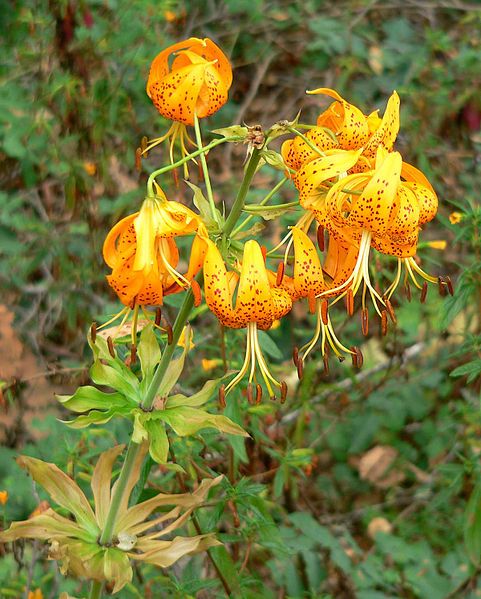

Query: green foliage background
[0,0,480,597]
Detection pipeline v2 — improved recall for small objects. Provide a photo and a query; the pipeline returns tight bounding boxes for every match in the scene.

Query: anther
[276,262,285,286]
[420,282,428,304]
[385,299,397,324]
[351,346,363,369]
[246,383,254,405]
[316,225,325,252]
[308,292,317,314]
[346,289,354,316]
[361,308,369,337]
[140,135,148,153]
[255,384,262,404]
[320,299,329,325]
[381,310,388,336]
[260,245,267,262]
[130,296,137,310]
[297,357,304,380]
[166,324,173,345]
[155,308,162,327]
[191,279,202,307]
[404,281,412,302]
[107,336,116,358]
[323,353,330,375]
[130,344,137,365]
[292,346,299,367]
[135,148,142,171]
[445,275,454,296]
[280,381,288,404]
[218,385,226,409]
[90,322,97,343]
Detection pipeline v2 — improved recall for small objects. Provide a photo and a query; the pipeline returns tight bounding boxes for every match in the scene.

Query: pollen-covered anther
[351,346,363,368]
[260,245,267,262]
[384,299,397,324]
[292,346,299,367]
[256,384,262,404]
[90,322,97,344]
[155,308,162,327]
[191,279,202,307]
[320,299,329,325]
[130,344,137,365]
[438,276,447,297]
[308,291,317,314]
[135,147,142,171]
[218,384,226,409]
[246,383,254,405]
[297,356,304,380]
[107,336,116,358]
[280,381,288,404]
[404,281,412,302]
[420,282,428,304]
[276,261,285,286]
[381,310,388,336]
[166,324,173,345]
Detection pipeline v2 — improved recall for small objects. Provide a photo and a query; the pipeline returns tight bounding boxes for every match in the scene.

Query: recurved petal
[202,240,235,327]
[401,162,436,193]
[387,185,420,237]
[233,240,274,328]
[404,181,438,225]
[195,64,230,119]
[146,37,205,90]
[102,213,137,269]
[148,63,207,124]
[371,234,418,258]
[296,148,363,206]
[291,227,325,298]
[0,510,90,543]
[346,151,402,234]
[309,87,370,149]
[363,91,400,158]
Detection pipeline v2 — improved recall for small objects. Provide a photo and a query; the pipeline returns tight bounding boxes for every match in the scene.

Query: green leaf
[451,360,481,383]
[57,386,129,413]
[64,408,121,429]
[242,201,298,221]
[90,359,140,401]
[257,331,283,360]
[185,181,222,230]
[144,420,169,463]
[156,338,189,398]
[137,325,161,382]
[158,406,248,437]
[211,125,247,139]
[166,378,220,409]
[465,483,481,564]
[132,412,149,444]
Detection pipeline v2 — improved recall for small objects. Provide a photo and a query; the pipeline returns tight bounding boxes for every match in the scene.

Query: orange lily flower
[283,227,357,365]
[102,190,207,343]
[311,148,439,313]
[144,38,233,173]
[203,239,292,399]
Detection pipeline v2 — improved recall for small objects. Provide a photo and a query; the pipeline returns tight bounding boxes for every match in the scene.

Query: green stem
[286,126,327,158]
[146,136,236,197]
[141,289,195,410]
[88,580,103,599]
[193,114,220,225]
[232,176,288,236]
[98,442,142,545]
[223,148,262,239]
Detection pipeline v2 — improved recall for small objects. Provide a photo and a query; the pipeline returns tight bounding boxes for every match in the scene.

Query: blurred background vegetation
[1,0,481,597]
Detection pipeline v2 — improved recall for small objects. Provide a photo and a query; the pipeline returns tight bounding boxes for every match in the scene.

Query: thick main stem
[88,580,103,599]
[223,148,262,239]
[98,441,142,545]
[142,289,195,410]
